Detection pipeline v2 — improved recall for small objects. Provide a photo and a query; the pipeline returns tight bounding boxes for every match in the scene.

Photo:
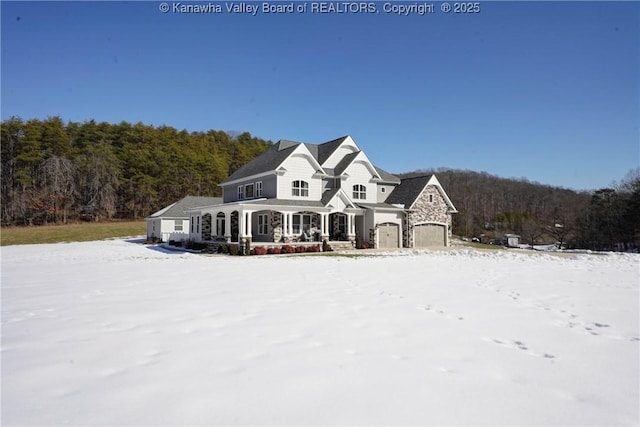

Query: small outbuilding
[146,196,222,242]
[503,234,521,248]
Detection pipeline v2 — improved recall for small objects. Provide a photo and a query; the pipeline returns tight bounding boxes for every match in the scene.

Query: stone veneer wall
[405,186,452,247]
[202,214,212,240]
[270,211,283,242]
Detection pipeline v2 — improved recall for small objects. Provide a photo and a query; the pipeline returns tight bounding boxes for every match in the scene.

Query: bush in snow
[251,246,267,255]
[281,245,295,254]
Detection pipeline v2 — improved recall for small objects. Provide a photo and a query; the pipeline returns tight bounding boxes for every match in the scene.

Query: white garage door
[378,223,400,248]
[414,224,446,247]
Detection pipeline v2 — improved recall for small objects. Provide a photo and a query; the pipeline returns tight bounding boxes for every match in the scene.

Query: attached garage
[378,223,400,248]
[414,223,446,247]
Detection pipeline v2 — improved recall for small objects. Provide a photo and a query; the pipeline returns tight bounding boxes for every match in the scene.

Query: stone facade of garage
[404,186,452,247]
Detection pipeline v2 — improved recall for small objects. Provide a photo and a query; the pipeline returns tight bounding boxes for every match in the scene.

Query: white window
[196,216,200,234]
[174,219,183,231]
[292,180,309,197]
[258,214,269,235]
[191,216,194,233]
[256,181,263,197]
[237,185,244,200]
[353,184,366,200]
[245,183,254,199]
[292,214,311,234]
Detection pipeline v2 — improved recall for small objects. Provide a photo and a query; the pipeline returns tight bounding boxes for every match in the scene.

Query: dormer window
[353,184,366,200]
[237,185,244,200]
[245,183,254,199]
[292,180,309,197]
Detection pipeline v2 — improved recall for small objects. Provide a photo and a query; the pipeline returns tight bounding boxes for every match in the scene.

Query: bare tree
[521,218,543,249]
[35,155,77,223]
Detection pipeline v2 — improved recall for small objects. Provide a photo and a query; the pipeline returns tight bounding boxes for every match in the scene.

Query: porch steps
[328,241,355,251]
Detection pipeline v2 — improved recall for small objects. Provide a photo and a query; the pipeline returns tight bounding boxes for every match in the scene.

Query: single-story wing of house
[180,135,457,249]
[146,195,222,242]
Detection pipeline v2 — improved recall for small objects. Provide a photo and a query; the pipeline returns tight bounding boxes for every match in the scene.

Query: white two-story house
[187,135,457,248]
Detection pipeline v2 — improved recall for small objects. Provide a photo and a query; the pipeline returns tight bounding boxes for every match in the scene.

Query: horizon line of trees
[2,117,638,251]
[1,116,272,226]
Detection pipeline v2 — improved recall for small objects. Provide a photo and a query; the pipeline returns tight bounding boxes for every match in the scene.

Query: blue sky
[1,1,638,190]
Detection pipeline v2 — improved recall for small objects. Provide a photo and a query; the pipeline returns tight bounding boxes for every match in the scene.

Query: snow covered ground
[2,239,639,426]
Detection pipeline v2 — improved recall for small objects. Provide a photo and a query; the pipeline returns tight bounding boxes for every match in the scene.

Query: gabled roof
[385,175,457,212]
[384,175,431,207]
[333,152,360,176]
[148,196,223,219]
[219,135,401,185]
[320,188,341,205]
[316,136,349,165]
[321,188,357,210]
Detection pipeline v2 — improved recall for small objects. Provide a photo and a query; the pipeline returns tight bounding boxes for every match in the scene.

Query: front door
[330,213,347,240]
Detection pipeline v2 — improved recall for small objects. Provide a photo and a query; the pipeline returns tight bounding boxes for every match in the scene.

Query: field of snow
[2,239,639,426]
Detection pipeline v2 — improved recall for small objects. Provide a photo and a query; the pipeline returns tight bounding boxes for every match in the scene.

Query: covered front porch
[189,200,365,247]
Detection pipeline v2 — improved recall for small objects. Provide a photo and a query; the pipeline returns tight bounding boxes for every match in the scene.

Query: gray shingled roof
[333,152,360,176]
[148,196,223,218]
[316,136,349,165]
[374,166,401,184]
[220,135,402,185]
[320,188,341,205]
[222,143,295,184]
[384,175,432,207]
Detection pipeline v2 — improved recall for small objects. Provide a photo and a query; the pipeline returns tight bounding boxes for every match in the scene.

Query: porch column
[238,209,244,240]
[245,211,253,238]
[321,213,329,239]
[347,213,355,239]
[281,212,287,239]
[224,212,231,242]
[287,213,293,236]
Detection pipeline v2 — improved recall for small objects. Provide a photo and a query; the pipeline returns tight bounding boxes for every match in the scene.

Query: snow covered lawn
[2,239,639,426]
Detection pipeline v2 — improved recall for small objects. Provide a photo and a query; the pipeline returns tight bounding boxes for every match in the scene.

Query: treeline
[2,117,637,250]
[1,117,272,225]
[401,168,640,250]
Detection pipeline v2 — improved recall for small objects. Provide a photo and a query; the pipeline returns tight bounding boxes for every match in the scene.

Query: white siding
[374,211,403,226]
[147,218,190,242]
[377,184,396,203]
[342,161,376,203]
[146,219,161,239]
[277,153,323,200]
